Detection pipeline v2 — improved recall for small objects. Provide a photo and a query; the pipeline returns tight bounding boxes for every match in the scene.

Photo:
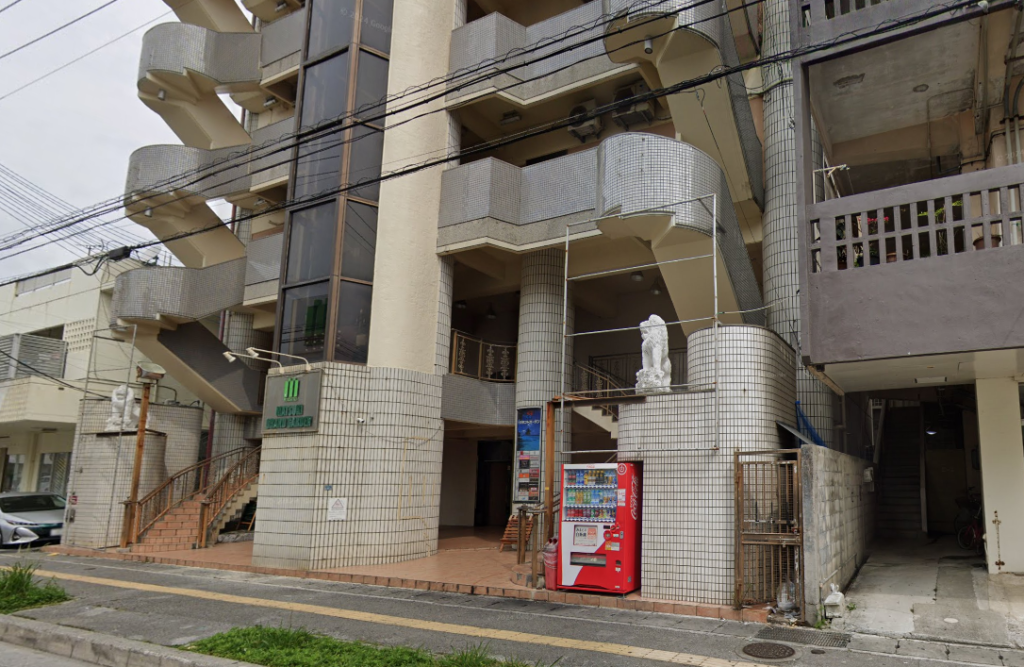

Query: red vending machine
[557,462,641,593]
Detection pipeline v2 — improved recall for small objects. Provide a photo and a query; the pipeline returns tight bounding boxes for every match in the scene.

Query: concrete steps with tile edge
[131,499,203,553]
[209,481,258,540]
[876,408,923,539]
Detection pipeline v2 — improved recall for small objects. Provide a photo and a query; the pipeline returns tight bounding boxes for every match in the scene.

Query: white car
[0,493,65,547]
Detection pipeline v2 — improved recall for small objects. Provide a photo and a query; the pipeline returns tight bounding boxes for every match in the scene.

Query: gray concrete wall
[801,444,875,623]
[805,244,1024,364]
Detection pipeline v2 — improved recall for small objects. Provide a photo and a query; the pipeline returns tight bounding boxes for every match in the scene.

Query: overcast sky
[0,0,244,280]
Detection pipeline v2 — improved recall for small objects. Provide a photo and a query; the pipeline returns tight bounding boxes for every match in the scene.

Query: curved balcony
[603,0,763,209]
[111,261,260,415]
[138,23,262,149]
[440,132,764,332]
[124,118,293,268]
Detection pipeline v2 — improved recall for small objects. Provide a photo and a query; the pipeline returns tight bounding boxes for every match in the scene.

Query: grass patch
[0,562,70,613]
[182,626,554,667]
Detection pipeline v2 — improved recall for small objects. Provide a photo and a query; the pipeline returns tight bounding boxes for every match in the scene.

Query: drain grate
[742,642,796,659]
[755,626,850,648]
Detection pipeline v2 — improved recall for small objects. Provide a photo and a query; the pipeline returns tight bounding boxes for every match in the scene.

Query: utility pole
[120,362,165,548]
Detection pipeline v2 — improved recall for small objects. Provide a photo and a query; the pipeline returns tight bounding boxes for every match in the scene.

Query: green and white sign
[263,370,322,435]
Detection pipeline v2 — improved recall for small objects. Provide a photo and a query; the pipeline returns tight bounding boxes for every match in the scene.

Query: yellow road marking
[34,568,774,667]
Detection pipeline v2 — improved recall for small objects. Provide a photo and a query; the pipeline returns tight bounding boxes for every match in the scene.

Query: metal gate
[734,449,803,618]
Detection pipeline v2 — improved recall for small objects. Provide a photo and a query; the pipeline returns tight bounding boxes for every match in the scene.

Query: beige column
[976,377,1024,573]
[366,0,457,374]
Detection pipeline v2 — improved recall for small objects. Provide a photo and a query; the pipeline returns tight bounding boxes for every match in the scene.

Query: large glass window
[281,282,331,361]
[287,202,337,284]
[1,454,25,492]
[334,281,373,363]
[36,452,70,496]
[348,125,384,201]
[300,52,351,126]
[295,137,343,198]
[361,0,394,54]
[307,0,356,60]
[341,202,377,282]
[355,51,389,119]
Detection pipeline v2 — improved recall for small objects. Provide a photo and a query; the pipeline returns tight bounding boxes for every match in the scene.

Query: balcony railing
[807,165,1024,274]
[450,331,516,383]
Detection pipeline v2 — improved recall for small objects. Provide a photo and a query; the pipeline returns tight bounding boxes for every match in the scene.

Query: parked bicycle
[953,488,982,534]
[956,499,985,555]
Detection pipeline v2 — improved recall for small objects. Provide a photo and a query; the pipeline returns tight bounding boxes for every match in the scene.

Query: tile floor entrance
[834,536,1024,648]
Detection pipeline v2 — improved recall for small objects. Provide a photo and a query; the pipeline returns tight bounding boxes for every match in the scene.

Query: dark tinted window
[281,281,330,361]
[301,52,350,127]
[348,125,384,201]
[341,202,377,282]
[294,137,343,199]
[354,50,389,119]
[0,495,65,513]
[307,0,356,60]
[361,0,394,54]
[334,281,372,363]
[287,202,337,284]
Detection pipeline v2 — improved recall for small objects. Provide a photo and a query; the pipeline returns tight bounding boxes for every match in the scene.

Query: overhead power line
[0,0,25,17]
[0,347,110,399]
[0,0,123,63]
[0,0,688,250]
[0,9,173,103]
[0,0,988,280]
[0,0,723,257]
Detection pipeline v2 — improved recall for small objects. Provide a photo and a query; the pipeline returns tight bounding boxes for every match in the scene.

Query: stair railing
[197,446,262,548]
[450,331,516,382]
[131,447,253,544]
[570,363,630,419]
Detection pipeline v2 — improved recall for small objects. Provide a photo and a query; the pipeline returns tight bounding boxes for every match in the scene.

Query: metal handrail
[132,447,251,543]
[197,446,262,548]
[570,363,631,420]
[450,330,516,382]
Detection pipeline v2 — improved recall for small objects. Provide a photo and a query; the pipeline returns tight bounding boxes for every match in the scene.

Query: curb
[0,614,250,667]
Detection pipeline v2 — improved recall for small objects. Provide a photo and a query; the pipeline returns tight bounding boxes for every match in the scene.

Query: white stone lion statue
[105,384,140,431]
[635,314,672,394]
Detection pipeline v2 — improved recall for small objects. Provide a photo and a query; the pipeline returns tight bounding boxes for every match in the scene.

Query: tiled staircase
[876,406,924,539]
[132,499,203,553]
[209,481,257,538]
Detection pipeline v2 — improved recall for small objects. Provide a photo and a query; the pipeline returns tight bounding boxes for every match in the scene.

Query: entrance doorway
[474,440,513,528]
[439,434,514,550]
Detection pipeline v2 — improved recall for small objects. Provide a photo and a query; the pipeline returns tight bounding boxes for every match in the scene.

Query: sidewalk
[3,549,1024,667]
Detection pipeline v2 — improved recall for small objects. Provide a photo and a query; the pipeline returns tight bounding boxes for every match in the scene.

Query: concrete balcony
[448,3,637,105]
[0,377,81,431]
[137,20,301,150]
[440,132,763,332]
[793,0,982,56]
[801,163,1024,391]
[244,0,303,24]
[111,261,260,414]
[124,118,292,268]
[603,0,763,209]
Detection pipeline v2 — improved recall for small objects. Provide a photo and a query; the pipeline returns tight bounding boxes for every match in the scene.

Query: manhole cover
[742,642,796,660]
[756,625,851,648]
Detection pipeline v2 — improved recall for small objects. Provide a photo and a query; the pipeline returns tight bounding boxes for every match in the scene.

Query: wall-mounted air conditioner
[567,100,602,143]
[611,82,655,130]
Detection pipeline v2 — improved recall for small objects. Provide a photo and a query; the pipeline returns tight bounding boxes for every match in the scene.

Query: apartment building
[86,0,1022,617]
[0,257,194,496]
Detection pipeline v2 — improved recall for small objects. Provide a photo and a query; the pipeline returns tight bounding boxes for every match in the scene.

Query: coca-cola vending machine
[557,462,641,593]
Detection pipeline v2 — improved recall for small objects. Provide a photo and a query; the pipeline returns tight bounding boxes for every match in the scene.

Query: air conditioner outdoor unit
[567,99,602,142]
[612,82,655,129]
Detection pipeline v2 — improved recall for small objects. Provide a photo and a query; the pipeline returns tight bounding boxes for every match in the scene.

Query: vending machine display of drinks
[557,462,641,594]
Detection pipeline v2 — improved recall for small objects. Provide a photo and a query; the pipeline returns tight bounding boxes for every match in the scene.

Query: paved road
[0,642,95,666]
[0,551,1018,667]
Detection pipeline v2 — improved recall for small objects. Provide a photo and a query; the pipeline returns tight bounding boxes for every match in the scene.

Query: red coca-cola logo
[617,463,627,475]
[630,475,640,521]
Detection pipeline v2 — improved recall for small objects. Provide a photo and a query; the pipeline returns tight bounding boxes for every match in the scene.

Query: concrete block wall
[64,399,203,548]
[618,325,796,604]
[253,363,443,570]
[801,444,875,622]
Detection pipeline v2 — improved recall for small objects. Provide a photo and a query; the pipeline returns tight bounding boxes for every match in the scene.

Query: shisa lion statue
[635,314,672,393]
[105,384,140,431]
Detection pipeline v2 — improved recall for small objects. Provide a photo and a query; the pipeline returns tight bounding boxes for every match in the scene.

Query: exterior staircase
[876,406,924,539]
[573,405,618,439]
[130,446,261,553]
[569,363,627,439]
[132,500,204,553]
